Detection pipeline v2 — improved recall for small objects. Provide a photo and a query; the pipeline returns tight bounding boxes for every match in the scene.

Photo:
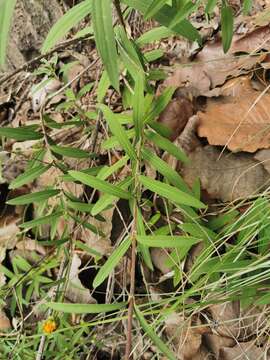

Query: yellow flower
[42,318,57,334]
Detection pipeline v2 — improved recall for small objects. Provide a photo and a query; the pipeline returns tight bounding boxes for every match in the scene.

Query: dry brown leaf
[219,341,269,360]
[254,149,270,173]
[150,248,171,274]
[0,215,20,249]
[157,97,194,141]
[181,145,269,202]
[0,311,11,331]
[65,253,96,304]
[197,85,270,152]
[192,345,214,360]
[208,301,241,339]
[163,26,270,96]
[204,334,236,358]
[164,313,207,360]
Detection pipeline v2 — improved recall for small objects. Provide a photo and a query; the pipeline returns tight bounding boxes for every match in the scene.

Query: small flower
[42,317,57,334]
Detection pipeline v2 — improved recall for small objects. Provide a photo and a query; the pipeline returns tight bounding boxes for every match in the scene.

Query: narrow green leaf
[42,1,91,53]
[122,0,201,43]
[9,165,50,190]
[137,235,201,248]
[205,0,217,14]
[7,190,60,205]
[221,4,234,53]
[144,0,168,20]
[136,26,173,47]
[91,176,132,216]
[67,201,93,213]
[99,104,137,160]
[46,301,126,314]
[141,147,190,193]
[0,126,42,141]
[97,70,110,103]
[243,0,252,14]
[136,207,153,270]
[133,74,145,139]
[20,211,63,230]
[50,145,91,159]
[92,0,119,91]
[0,0,17,68]
[93,237,132,288]
[102,129,135,150]
[169,1,198,29]
[145,86,176,124]
[69,171,132,200]
[97,155,129,180]
[139,175,206,209]
[134,305,177,360]
[145,130,189,163]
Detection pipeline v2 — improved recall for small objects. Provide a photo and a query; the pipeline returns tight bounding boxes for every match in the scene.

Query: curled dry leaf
[204,334,235,358]
[0,311,11,331]
[197,80,270,152]
[181,145,269,202]
[208,301,241,339]
[157,97,194,141]
[219,340,268,360]
[163,25,270,97]
[65,253,96,304]
[164,312,208,360]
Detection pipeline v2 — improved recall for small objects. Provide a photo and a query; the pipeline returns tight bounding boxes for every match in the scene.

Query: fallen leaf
[151,248,171,274]
[0,311,11,331]
[164,25,270,96]
[164,312,207,359]
[197,84,270,152]
[254,149,270,173]
[157,97,194,141]
[181,145,269,201]
[204,334,235,358]
[219,341,268,360]
[208,301,241,338]
[65,253,96,304]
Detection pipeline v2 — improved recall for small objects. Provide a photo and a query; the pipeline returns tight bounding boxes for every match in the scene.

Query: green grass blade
[50,145,91,159]
[221,4,233,53]
[47,302,127,313]
[144,0,168,20]
[0,126,42,141]
[134,305,177,360]
[93,237,132,288]
[20,211,63,230]
[137,235,201,248]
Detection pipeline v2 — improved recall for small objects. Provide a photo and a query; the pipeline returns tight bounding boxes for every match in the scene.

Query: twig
[0,33,92,86]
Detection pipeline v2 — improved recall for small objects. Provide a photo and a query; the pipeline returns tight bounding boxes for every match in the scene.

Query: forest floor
[1,0,270,359]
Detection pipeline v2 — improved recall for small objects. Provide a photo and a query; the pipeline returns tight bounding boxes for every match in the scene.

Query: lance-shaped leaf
[92,0,119,91]
[0,0,17,68]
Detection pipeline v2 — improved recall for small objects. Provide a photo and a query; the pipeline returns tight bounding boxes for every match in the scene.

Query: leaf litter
[2,2,270,360]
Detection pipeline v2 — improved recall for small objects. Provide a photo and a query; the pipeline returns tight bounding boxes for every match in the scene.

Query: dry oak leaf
[181,145,269,202]
[163,26,270,97]
[219,341,269,360]
[197,84,270,152]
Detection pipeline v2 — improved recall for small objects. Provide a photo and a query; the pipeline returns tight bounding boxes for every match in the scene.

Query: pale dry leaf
[208,301,241,339]
[254,149,270,173]
[197,85,270,152]
[0,215,20,249]
[164,26,270,96]
[219,341,269,360]
[150,248,171,274]
[164,313,204,360]
[181,145,269,202]
[0,311,11,331]
[65,253,96,304]
[204,334,236,358]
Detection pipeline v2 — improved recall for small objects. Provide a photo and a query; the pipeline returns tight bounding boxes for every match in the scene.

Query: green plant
[3,1,270,359]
